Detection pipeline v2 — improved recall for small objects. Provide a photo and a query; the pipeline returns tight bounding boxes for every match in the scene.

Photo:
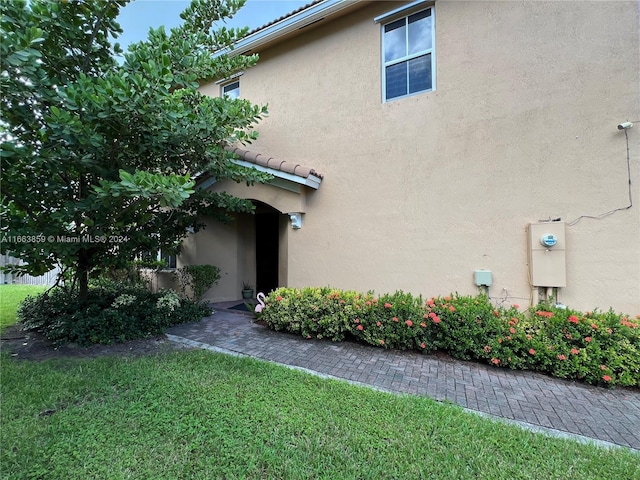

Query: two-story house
[178,0,639,314]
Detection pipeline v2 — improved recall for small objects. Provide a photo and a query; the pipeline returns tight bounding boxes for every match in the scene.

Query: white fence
[0,254,60,286]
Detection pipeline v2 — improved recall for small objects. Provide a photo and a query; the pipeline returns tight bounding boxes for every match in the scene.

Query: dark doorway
[255,203,279,294]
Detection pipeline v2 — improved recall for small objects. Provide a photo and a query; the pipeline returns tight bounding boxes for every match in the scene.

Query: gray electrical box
[528,222,566,287]
[474,270,492,287]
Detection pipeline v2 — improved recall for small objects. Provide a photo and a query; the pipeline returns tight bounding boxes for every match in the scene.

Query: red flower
[432,316,441,324]
[591,323,598,329]
[357,325,363,331]
[585,337,592,342]
[601,365,607,370]
[606,328,613,334]
[529,349,536,355]
[449,306,456,312]
[420,342,426,349]
[602,375,612,382]
[513,304,520,309]
[354,318,360,323]
[444,295,451,301]
[506,336,512,341]
[491,358,500,365]
[379,339,385,345]
[429,312,437,319]
[376,321,381,327]
[384,303,392,309]
[427,299,435,307]
[484,345,492,353]
[570,348,579,355]
[568,315,579,324]
[393,317,399,322]
[509,327,516,334]
[526,334,532,340]
[420,322,426,328]
[497,338,503,344]
[493,310,500,317]
[405,320,413,327]
[557,354,566,361]
[276,295,283,301]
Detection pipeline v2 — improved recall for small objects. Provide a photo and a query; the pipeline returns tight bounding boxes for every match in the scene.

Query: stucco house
[178,0,639,314]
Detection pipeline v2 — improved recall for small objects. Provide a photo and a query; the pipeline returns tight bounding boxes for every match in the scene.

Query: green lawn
[0,284,47,333]
[1,351,638,480]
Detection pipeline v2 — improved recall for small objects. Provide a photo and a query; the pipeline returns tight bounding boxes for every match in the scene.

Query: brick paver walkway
[166,308,640,451]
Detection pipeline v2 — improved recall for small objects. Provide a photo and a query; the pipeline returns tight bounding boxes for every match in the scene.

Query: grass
[1,350,638,479]
[0,284,47,333]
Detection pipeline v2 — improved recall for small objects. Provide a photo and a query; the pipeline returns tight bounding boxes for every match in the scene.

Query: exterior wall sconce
[289,213,302,229]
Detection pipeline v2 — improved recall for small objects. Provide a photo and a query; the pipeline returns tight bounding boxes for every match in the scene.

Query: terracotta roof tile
[245,0,325,37]
[225,146,324,179]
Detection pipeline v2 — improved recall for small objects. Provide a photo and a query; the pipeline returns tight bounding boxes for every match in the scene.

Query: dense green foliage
[2,351,638,479]
[0,284,46,332]
[173,264,221,300]
[260,288,640,387]
[0,0,269,299]
[17,284,211,346]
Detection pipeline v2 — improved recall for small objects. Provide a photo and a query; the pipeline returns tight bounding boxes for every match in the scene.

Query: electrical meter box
[528,222,566,287]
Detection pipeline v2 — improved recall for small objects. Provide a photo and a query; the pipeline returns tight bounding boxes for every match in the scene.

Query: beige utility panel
[528,222,567,288]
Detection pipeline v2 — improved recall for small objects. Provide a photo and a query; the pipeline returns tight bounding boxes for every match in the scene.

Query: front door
[255,204,279,294]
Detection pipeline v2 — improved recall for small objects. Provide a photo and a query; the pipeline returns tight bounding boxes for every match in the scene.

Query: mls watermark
[1,235,130,244]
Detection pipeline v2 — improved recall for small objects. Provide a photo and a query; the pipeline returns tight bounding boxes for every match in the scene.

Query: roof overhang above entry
[197,146,323,194]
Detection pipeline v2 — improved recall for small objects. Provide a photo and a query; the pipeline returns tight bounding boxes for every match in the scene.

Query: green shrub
[173,264,221,300]
[260,287,639,388]
[17,285,211,346]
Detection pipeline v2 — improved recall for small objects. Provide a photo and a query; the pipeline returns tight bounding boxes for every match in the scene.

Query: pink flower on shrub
[420,322,426,328]
[376,321,381,327]
[427,299,435,307]
[513,304,520,309]
[557,354,566,361]
[493,310,500,317]
[366,301,371,306]
[570,348,579,355]
[585,337,592,342]
[484,345,491,353]
[535,311,554,318]
[591,323,598,329]
[393,317,399,322]
[357,325,363,331]
[565,333,572,339]
[600,365,607,370]
[602,375,612,382]
[420,342,426,349]
[568,315,579,324]
[449,306,456,312]
[491,358,500,365]
[433,316,441,324]
[444,295,451,301]
[506,336,512,341]
[529,349,536,355]
[428,312,437,319]
[509,327,516,334]
[379,339,385,345]
[497,338,503,344]
[276,295,283,301]
[354,318,360,323]
[606,328,613,334]
[384,303,392,309]
[405,320,413,327]
[526,335,532,340]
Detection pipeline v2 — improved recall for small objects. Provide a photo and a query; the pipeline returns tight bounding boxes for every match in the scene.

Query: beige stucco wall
[196,0,640,313]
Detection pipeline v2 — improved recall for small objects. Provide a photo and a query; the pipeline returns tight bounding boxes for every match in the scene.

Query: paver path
[167,309,640,451]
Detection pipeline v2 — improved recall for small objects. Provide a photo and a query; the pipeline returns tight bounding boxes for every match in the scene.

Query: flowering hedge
[259,287,639,388]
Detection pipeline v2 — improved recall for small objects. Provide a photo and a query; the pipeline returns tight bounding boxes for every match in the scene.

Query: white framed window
[222,80,240,99]
[381,6,435,102]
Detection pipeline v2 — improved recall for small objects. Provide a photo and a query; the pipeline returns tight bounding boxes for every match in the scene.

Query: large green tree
[0,0,269,299]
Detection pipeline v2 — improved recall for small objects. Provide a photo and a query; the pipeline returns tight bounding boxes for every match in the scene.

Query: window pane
[384,18,406,62]
[408,9,432,54]
[223,81,240,99]
[386,61,407,100]
[408,54,431,93]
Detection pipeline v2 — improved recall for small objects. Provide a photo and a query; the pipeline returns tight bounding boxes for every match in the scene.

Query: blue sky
[115,0,309,49]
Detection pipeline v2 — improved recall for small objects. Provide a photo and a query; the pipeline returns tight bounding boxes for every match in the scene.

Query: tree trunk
[77,250,90,303]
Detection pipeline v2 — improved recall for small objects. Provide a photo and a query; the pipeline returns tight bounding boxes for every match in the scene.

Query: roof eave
[214,0,361,57]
